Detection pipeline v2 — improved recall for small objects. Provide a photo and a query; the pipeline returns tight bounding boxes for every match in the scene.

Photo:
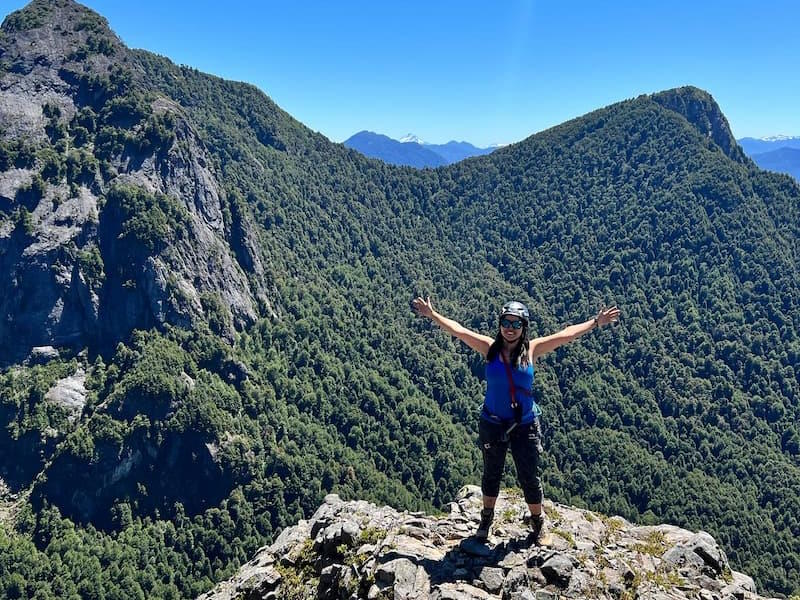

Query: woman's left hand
[596,306,621,327]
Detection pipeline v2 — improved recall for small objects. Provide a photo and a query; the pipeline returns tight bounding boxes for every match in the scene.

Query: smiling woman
[412,295,619,542]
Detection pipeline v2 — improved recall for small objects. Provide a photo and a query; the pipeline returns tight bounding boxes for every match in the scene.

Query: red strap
[499,354,519,409]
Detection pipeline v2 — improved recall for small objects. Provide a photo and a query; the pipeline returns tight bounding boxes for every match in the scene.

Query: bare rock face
[0,0,271,364]
[43,365,86,422]
[197,487,776,600]
[650,87,746,164]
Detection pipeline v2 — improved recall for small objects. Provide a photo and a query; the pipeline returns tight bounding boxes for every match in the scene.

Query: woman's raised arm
[530,306,620,361]
[412,296,494,357]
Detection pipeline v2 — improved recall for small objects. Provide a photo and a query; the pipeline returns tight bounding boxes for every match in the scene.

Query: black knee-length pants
[478,417,544,504]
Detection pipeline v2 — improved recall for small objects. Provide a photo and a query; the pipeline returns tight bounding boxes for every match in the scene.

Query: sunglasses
[500,318,524,330]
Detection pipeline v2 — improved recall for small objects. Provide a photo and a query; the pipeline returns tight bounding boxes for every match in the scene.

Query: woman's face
[499,315,525,343]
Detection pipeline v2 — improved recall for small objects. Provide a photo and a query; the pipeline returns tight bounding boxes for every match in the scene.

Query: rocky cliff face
[0,0,270,365]
[650,87,746,164]
[200,487,771,600]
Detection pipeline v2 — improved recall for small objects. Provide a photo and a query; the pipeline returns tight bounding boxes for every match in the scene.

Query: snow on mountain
[761,135,800,142]
[399,133,425,144]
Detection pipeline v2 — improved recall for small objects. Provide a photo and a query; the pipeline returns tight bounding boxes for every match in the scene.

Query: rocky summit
[198,487,770,600]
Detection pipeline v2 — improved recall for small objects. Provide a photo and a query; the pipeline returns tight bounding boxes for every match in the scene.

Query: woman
[412,297,620,541]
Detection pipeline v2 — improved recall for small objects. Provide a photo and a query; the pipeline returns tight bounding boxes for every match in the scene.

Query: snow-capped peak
[399,133,425,145]
[761,134,800,142]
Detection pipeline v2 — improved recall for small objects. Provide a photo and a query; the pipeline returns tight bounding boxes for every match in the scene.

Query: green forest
[1,1,799,598]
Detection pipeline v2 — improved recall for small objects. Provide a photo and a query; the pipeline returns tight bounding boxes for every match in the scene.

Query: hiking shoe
[475,508,494,540]
[528,513,546,543]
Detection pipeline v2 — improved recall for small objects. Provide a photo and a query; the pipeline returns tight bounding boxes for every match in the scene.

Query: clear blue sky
[2,0,799,147]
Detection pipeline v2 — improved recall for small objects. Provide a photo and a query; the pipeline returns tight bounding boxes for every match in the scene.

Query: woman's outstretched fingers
[598,305,621,326]
[412,296,433,317]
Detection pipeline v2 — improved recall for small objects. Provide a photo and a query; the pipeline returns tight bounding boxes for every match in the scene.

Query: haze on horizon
[1,0,798,147]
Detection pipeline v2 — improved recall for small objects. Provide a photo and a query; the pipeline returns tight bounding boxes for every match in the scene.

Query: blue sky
[2,0,799,147]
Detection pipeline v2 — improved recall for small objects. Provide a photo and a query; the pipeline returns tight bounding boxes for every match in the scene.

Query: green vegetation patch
[104,184,189,253]
[1,3,49,32]
[633,530,669,557]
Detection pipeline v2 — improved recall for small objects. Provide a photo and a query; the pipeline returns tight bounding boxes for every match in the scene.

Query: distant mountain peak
[761,134,800,142]
[344,132,495,167]
[650,86,745,163]
[737,135,800,172]
[399,133,425,144]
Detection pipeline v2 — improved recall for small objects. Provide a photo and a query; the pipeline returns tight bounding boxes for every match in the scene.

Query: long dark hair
[486,321,529,368]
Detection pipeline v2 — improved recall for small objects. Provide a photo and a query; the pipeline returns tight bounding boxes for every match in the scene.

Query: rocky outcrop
[199,487,774,600]
[651,87,747,164]
[43,366,86,422]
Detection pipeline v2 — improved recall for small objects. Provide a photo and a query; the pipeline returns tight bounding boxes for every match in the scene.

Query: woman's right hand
[412,296,434,318]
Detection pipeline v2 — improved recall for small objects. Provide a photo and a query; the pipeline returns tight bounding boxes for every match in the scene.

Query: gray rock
[28,345,60,363]
[608,581,626,599]
[502,566,529,594]
[620,561,636,583]
[400,524,429,539]
[500,550,525,568]
[44,368,86,423]
[339,565,359,598]
[314,520,362,557]
[541,553,573,587]
[319,563,341,587]
[323,493,343,505]
[0,22,273,365]
[431,582,494,599]
[268,520,310,557]
[375,558,429,599]
[527,566,547,586]
[663,531,729,576]
[728,571,756,593]
[310,501,340,539]
[376,558,414,585]
[235,567,281,599]
[477,566,504,593]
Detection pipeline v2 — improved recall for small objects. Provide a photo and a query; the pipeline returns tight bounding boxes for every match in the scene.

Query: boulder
[540,553,574,587]
[663,531,729,576]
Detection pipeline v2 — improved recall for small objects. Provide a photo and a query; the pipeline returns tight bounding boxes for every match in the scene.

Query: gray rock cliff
[0,0,272,365]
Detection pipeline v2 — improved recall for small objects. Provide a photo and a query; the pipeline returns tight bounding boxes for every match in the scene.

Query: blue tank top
[482,354,541,425]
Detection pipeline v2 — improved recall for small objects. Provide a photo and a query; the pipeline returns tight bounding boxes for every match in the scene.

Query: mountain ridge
[737,135,800,156]
[343,130,447,168]
[749,146,800,180]
[737,136,800,181]
[343,130,493,167]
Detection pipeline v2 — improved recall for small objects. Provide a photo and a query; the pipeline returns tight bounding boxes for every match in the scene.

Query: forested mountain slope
[0,1,798,598]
